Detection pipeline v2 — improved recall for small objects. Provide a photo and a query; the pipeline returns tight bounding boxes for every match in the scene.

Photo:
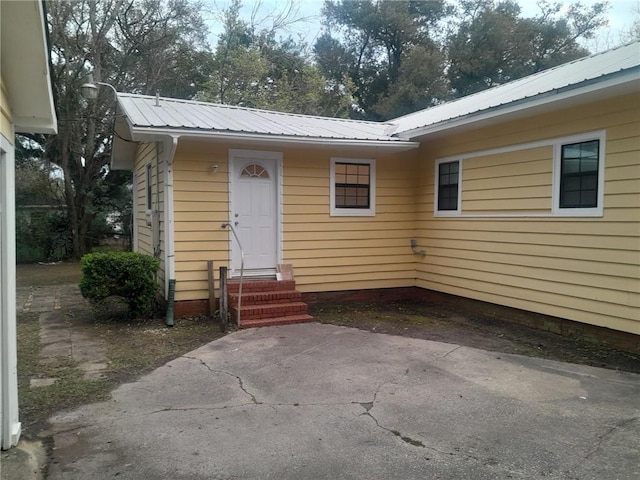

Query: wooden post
[219,266,228,332]
[207,260,215,317]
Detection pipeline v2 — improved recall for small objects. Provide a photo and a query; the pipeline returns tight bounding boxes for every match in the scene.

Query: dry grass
[17,262,82,287]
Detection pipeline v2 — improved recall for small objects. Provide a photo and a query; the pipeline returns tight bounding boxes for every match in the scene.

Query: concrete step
[238,314,315,329]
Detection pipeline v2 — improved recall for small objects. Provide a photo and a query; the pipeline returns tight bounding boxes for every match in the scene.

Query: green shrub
[80,252,160,317]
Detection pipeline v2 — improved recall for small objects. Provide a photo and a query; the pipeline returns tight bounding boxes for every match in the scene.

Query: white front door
[229,149,281,276]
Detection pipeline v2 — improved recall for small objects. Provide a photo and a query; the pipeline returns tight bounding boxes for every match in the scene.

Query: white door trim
[228,149,283,277]
[1,134,21,449]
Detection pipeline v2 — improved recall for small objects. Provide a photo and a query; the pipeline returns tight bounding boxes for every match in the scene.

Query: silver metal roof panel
[390,41,640,136]
[117,94,400,142]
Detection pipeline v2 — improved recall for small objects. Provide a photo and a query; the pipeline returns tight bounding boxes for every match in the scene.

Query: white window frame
[330,157,376,217]
[552,130,605,217]
[434,158,462,216]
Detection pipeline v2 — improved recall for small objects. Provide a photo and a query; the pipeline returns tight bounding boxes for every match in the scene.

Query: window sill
[330,208,376,217]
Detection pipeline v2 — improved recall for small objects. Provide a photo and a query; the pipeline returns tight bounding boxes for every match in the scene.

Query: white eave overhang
[396,68,640,141]
[111,124,419,170]
[0,0,57,135]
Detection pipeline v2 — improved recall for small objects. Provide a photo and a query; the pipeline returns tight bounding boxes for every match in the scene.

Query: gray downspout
[165,279,175,327]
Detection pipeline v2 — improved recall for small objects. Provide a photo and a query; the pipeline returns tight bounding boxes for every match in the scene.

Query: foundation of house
[172,286,638,354]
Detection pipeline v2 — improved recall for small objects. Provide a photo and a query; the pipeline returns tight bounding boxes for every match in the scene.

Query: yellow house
[1,0,57,449]
[111,42,639,349]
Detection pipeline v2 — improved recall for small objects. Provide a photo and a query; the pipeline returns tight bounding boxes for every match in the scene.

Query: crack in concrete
[357,381,433,452]
[183,357,478,460]
[185,356,260,404]
[563,416,639,476]
[355,380,481,461]
[147,404,257,415]
[584,417,638,460]
[440,345,463,359]
[360,409,429,450]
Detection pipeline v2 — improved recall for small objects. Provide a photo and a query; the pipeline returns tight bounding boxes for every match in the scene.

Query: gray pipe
[165,279,176,327]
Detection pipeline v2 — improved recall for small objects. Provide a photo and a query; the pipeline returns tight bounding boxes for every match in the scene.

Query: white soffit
[0,0,57,134]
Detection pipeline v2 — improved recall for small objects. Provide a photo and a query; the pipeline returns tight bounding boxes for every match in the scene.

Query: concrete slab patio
[46,323,639,480]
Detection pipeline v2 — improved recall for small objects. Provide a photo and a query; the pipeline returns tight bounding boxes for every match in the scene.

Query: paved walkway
[17,284,107,383]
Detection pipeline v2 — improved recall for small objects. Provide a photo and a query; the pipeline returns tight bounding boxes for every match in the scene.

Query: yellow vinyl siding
[283,148,417,293]
[0,77,13,142]
[462,147,552,213]
[172,141,229,302]
[133,141,165,287]
[416,92,640,335]
[171,142,419,301]
[134,143,155,256]
[161,92,638,335]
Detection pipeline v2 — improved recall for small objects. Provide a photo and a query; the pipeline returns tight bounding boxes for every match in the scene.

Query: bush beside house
[80,252,159,317]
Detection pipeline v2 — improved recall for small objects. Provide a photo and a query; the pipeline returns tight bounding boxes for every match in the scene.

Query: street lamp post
[80,74,117,100]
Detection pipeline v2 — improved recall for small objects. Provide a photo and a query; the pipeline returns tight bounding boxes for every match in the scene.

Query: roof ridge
[117,93,393,126]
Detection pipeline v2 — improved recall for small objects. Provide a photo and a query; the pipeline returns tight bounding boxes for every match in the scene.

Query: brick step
[231,302,309,322]
[239,314,315,329]
[228,280,296,294]
[229,290,302,307]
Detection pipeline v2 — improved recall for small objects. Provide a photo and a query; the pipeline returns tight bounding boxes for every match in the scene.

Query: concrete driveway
[47,323,639,480]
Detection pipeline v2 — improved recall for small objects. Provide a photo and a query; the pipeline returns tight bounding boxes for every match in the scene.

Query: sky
[203,0,639,52]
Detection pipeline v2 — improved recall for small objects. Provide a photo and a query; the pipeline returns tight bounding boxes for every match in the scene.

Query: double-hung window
[330,158,376,216]
[432,131,604,218]
[435,159,461,214]
[553,132,604,216]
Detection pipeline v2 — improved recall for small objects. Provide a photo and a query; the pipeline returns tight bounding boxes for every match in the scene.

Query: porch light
[80,74,117,100]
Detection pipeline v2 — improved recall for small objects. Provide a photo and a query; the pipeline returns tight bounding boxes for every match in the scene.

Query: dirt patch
[310,301,640,374]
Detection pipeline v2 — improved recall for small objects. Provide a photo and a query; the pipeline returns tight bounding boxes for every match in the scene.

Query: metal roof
[112,41,638,170]
[117,94,401,142]
[390,41,640,137]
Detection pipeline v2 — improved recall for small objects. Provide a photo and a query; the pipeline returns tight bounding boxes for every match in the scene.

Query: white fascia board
[129,128,420,153]
[13,117,57,135]
[396,71,640,140]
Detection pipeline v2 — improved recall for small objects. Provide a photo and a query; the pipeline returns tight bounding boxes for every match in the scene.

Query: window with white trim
[435,159,461,214]
[553,132,605,217]
[330,158,376,216]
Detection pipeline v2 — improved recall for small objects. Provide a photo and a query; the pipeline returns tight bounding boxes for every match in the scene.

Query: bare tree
[39,0,212,259]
